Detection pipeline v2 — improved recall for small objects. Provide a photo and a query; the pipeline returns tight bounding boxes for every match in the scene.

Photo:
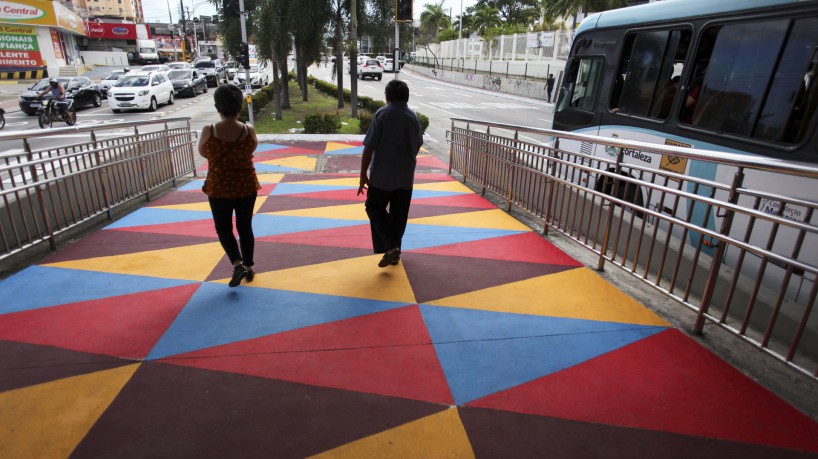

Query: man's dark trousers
[365,185,413,253]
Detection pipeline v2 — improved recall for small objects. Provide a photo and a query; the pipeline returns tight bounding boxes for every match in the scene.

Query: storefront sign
[0,1,86,35]
[49,27,61,59]
[0,1,45,21]
[0,23,40,66]
[85,21,138,39]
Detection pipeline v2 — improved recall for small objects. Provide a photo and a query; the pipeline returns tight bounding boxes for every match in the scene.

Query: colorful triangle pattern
[1,140,816,457]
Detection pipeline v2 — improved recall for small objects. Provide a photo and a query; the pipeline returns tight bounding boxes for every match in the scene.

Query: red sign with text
[85,22,139,40]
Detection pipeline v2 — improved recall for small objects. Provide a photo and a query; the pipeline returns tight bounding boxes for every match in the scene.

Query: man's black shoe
[229,265,248,287]
[378,249,401,268]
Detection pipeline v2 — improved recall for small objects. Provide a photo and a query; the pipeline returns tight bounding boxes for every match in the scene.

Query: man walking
[546,73,555,103]
[358,80,424,267]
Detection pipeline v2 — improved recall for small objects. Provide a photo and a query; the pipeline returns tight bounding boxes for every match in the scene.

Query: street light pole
[238,0,253,124]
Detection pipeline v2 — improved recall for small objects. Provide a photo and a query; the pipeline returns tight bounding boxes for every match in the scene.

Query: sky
[140,0,480,25]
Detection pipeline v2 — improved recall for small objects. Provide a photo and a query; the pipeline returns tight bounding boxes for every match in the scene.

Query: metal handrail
[0,118,197,261]
[447,118,818,380]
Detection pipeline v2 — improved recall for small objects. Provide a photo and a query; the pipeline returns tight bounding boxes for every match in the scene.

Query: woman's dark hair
[385,80,409,102]
[214,84,244,116]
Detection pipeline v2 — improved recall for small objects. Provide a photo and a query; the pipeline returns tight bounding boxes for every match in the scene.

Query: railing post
[507,130,519,211]
[135,125,151,201]
[597,148,624,271]
[693,168,744,335]
[448,119,455,174]
[187,119,198,178]
[164,122,178,187]
[542,138,560,236]
[24,140,57,250]
[91,130,114,220]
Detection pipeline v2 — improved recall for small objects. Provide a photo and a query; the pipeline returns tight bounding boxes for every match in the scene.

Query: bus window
[612,29,690,119]
[556,57,604,113]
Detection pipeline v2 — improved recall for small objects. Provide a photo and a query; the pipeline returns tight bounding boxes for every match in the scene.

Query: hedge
[304,112,342,134]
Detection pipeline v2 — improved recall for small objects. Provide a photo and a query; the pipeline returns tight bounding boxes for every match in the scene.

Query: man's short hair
[385,79,410,102]
[214,84,244,116]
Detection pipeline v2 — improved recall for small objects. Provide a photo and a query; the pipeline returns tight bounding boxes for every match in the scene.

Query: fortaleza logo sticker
[0,1,45,21]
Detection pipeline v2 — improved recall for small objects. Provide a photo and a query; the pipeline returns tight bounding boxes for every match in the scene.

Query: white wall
[36,26,64,77]
[79,51,130,67]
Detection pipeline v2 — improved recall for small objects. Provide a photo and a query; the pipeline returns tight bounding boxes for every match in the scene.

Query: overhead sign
[86,21,138,39]
[0,1,85,34]
[0,24,41,67]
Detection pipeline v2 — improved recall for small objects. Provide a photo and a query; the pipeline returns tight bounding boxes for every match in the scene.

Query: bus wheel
[594,168,645,219]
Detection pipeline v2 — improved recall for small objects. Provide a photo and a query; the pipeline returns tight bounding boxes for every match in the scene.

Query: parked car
[18,76,103,115]
[167,61,193,70]
[194,59,227,87]
[233,63,271,88]
[384,58,394,72]
[107,72,174,112]
[357,59,383,80]
[375,55,387,64]
[225,61,240,80]
[98,69,130,99]
[168,69,207,97]
[140,64,171,74]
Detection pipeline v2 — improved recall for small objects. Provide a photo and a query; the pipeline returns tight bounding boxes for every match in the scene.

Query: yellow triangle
[154,201,212,212]
[428,267,669,326]
[220,255,416,303]
[325,141,360,152]
[0,364,139,459]
[409,209,531,231]
[310,407,474,458]
[266,203,367,221]
[260,155,317,171]
[253,195,268,214]
[287,177,360,187]
[414,181,474,193]
[257,173,285,183]
[44,242,226,281]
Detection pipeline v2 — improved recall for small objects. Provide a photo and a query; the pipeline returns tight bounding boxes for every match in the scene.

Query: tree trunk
[335,0,344,109]
[281,57,291,109]
[272,58,282,120]
[301,59,308,101]
[349,0,357,117]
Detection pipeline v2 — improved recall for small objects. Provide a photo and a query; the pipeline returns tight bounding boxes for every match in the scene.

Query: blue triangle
[420,305,666,405]
[254,143,288,153]
[410,190,470,199]
[268,183,358,196]
[252,214,368,237]
[147,283,411,359]
[254,163,306,173]
[178,179,205,191]
[401,224,526,250]
[325,145,364,155]
[105,207,213,229]
[0,266,196,315]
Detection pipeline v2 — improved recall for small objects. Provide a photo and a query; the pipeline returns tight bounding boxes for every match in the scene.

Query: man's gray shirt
[363,101,424,191]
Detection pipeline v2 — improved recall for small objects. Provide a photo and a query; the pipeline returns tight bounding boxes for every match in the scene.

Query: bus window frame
[555,55,606,115]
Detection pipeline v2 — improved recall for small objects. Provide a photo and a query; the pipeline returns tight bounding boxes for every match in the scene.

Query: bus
[552,0,818,299]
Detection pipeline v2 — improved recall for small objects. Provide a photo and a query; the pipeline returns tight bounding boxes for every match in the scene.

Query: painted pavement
[1,141,817,458]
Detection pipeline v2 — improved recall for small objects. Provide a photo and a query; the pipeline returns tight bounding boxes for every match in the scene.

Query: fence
[0,118,197,262]
[447,118,818,381]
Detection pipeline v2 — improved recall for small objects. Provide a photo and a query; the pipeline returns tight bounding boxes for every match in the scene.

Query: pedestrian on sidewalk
[546,73,555,103]
[199,84,261,287]
[358,79,424,268]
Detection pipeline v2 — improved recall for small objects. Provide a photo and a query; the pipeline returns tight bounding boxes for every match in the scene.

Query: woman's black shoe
[229,265,248,287]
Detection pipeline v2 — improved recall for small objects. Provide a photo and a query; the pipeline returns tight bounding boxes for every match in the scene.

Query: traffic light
[237,42,250,68]
[223,0,239,19]
[396,0,412,22]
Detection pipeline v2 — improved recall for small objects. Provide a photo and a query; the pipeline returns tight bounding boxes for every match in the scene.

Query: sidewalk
[1,140,817,458]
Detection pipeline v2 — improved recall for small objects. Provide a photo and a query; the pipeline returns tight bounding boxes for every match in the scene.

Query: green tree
[542,0,627,19]
[289,0,332,101]
[420,1,451,37]
[472,6,501,36]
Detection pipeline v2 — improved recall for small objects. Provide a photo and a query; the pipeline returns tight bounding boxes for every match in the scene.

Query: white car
[107,72,175,112]
[140,64,171,74]
[384,59,394,72]
[357,59,383,80]
[98,69,128,99]
[233,64,271,88]
[375,55,387,64]
[167,62,193,70]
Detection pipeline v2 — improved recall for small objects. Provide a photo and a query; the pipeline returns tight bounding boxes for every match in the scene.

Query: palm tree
[420,1,451,37]
[542,0,627,19]
[472,6,501,35]
[288,0,332,101]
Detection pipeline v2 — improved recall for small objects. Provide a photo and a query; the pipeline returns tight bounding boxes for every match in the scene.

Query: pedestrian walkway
[1,140,818,458]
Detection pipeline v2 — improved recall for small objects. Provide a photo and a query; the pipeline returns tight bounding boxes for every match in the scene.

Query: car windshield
[31,78,70,90]
[102,72,123,81]
[366,60,379,66]
[195,61,215,69]
[141,66,162,72]
[114,76,150,87]
[168,63,187,69]
[168,70,192,80]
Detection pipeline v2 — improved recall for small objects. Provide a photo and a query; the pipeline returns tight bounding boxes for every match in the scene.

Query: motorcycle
[37,98,77,129]
[0,107,5,130]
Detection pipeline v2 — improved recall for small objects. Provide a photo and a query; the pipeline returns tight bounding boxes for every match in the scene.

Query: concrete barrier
[407,63,565,101]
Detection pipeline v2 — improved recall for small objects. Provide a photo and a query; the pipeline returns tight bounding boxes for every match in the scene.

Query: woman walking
[199,84,260,287]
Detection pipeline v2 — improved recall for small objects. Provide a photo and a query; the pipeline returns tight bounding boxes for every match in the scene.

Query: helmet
[123,67,130,72]
[49,78,58,86]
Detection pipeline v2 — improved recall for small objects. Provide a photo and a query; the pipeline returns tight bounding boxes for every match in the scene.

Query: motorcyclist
[37,78,73,124]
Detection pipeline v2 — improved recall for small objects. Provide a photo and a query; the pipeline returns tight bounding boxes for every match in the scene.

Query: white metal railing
[0,118,197,261]
[447,118,818,380]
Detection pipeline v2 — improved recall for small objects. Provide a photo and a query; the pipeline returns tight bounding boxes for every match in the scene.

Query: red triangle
[416,155,448,169]
[280,173,357,183]
[110,219,218,238]
[284,189,365,202]
[469,329,818,452]
[0,284,199,360]
[256,146,322,156]
[412,232,583,266]
[412,193,497,209]
[161,305,453,404]
[258,223,372,248]
[414,173,457,182]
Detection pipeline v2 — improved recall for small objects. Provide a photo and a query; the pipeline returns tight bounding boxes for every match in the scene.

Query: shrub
[358,112,373,134]
[304,112,342,134]
[417,112,429,134]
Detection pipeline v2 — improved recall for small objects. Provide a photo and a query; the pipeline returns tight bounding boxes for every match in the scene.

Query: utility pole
[350,0,357,116]
[179,0,188,61]
[238,0,253,124]
[394,22,399,80]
